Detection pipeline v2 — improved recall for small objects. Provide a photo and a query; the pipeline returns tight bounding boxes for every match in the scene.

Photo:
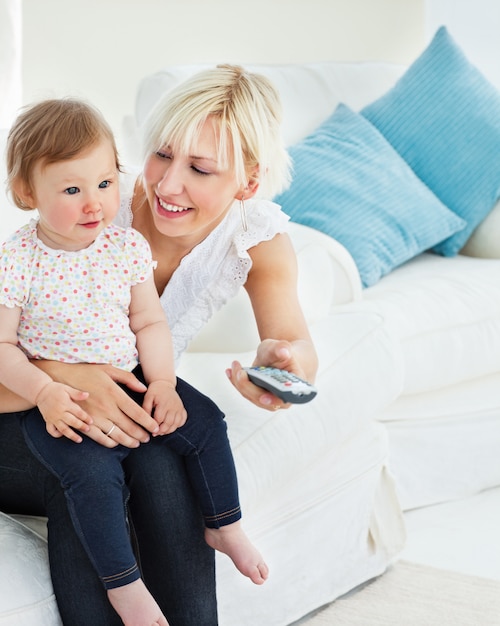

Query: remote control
[244,366,317,404]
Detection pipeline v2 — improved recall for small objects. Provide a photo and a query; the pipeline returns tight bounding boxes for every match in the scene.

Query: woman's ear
[239,166,260,200]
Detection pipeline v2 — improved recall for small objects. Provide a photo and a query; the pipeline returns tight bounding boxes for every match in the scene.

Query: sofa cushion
[362,26,500,256]
[178,310,403,511]
[0,512,61,625]
[273,103,465,287]
[359,253,500,394]
[178,308,406,625]
[380,373,500,510]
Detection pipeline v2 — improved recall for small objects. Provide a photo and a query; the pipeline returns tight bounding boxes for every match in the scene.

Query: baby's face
[29,139,120,251]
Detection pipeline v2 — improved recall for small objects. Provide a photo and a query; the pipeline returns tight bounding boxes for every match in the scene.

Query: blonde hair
[142,64,291,198]
[6,98,121,210]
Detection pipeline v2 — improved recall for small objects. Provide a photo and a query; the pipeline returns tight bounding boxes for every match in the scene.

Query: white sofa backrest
[134,61,405,148]
[122,61,406,167]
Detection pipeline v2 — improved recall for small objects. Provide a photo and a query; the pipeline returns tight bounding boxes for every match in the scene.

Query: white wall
[425,0,500,89]
[21,0,425,148]
[0,0,21,127]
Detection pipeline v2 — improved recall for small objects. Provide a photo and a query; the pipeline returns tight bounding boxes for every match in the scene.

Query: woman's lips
[156,196,192,218]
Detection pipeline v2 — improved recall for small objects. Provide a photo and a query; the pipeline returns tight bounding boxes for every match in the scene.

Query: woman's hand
[34,362,159,448]
[234,233,318,411]
[226,340,305,411]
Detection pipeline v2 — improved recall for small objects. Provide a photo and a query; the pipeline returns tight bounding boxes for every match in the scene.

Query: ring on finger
[105,424,116,437]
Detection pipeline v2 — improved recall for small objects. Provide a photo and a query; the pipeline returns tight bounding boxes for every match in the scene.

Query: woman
[0,64,318,625]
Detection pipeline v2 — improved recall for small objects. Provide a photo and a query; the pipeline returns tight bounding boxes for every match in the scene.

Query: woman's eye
[64,186,79,195]
[191,166,210,176]
[155,151,172,160]
[99,180,111,189]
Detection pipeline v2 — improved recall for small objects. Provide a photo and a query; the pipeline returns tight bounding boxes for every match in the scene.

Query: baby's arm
[0,304,92,442]
[129,277,187,435]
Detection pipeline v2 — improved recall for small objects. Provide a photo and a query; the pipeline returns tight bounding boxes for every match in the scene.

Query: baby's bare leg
[107,579,169,626]
[205,521,269,585]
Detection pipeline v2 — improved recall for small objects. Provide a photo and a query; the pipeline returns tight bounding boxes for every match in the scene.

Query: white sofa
[2,38,500,626]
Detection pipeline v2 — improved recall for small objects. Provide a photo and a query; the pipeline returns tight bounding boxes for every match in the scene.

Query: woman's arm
[227,233,319,410]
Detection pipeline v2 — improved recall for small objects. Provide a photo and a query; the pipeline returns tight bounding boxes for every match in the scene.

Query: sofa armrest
[289,222,362,307]
[186,222,362,354]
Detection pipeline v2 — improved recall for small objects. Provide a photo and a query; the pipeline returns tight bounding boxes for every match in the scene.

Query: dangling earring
[239,196,248,232]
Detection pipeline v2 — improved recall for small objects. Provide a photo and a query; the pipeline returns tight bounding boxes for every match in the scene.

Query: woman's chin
[153,209,193,236]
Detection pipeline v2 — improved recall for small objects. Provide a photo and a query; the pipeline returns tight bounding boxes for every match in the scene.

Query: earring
[239,196,248,232]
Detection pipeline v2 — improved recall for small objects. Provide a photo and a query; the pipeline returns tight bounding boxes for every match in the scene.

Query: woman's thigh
[0,411,122,625]
[0,411,49,514]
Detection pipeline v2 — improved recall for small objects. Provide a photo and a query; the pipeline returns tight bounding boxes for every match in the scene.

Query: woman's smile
[156,196,192,217]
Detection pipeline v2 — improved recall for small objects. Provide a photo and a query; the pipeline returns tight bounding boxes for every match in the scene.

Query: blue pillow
[274,104,465,287]
[362,26,500,256]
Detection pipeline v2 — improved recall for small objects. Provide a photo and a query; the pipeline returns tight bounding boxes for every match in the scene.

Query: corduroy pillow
[362,26,500,256]
[274,104,465,287]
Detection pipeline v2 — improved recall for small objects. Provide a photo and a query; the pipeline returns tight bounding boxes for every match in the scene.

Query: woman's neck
[130,181,201,294]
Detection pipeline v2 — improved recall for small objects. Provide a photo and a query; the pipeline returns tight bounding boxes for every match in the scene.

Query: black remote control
[244,366,317,404]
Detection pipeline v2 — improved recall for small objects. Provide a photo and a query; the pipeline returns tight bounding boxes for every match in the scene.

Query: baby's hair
[142,64,292,198]
[6,98,121,210]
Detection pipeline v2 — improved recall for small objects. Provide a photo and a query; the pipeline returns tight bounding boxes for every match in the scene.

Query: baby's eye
[99,180,111,189]
[64,186,79,195]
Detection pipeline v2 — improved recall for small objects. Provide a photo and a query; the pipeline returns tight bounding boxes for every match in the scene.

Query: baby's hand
[35,381,92,443]
[143,380,187,435]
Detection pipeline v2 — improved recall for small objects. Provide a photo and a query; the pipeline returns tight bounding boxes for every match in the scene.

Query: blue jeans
[0,411,218,625]
[21,371,240,589]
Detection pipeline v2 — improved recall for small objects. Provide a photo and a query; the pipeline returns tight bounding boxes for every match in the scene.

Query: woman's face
[142,117,244,241]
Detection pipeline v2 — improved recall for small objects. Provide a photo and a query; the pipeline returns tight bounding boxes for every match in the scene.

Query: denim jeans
[21,371,239,589]
[0,410,218,625]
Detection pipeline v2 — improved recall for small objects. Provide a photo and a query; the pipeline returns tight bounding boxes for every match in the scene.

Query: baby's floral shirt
[0,220,155,371]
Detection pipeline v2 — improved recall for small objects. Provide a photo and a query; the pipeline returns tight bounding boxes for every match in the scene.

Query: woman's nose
[157,162,183,195]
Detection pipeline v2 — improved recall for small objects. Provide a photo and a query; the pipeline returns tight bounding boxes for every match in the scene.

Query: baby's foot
[107,578,169,626]
[205,521,269,585]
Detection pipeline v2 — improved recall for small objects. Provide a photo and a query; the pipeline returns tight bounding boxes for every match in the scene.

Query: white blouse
[116,170,290,364]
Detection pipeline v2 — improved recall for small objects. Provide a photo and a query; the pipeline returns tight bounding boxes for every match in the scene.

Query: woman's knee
[176,377,225,421]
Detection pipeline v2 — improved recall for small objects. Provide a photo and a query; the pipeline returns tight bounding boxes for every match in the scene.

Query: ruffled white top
[116,170,290,364]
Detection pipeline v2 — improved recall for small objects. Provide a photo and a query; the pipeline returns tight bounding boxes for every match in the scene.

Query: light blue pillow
[274,104,465,288]
[362,26,500,256]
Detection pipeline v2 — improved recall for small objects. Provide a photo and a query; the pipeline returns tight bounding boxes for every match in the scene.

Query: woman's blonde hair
[142,64,291,199]
[6,98,120,210]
